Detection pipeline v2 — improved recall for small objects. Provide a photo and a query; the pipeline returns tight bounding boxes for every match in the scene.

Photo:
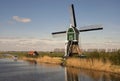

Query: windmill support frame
[65,40,82,57]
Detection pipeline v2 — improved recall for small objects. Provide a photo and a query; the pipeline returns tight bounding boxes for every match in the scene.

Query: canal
[0,58,120,81]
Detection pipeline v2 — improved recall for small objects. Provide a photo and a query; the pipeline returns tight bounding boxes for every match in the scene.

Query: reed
[37,56,62,64]
[22,56,63,64]
[84,50,120,65]
[66,57,120,74]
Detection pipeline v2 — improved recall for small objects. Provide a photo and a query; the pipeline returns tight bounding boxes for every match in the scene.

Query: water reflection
[65,67,120,81]
[27,60,37,65]
[65,67,78,81]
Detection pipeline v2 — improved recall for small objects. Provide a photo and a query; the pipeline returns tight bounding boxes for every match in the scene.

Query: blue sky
[0,0,120,51]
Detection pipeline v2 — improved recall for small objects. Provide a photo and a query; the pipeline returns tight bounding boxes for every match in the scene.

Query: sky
[0,0,120,51]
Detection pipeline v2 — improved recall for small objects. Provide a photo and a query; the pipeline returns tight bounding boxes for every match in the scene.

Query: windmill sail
[52,24,103,35]
[52,4,103,35]
[70,4,77,27]
[52,4,77,35]
[52,31,66,35]
[79,24,103,32]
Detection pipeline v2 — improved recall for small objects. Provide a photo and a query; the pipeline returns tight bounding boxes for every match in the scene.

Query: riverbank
[0,51,120,74]
[21,56,120,74]
[66,57,120,74]
[22,56,63,65]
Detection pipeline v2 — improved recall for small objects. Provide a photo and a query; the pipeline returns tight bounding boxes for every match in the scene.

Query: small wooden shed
[28,51,39,56]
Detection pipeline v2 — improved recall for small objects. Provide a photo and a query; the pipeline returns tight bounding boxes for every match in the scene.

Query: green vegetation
[25,52,64,58]
[38,52,64,57]
[83,50,120,65]
[0,50,120,66]
[0,51,64,58]
[0,51,28,58]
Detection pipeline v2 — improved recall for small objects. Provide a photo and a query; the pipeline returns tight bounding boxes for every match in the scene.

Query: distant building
[85,48,119,52]
[106,48,118,52]
[54,48,64,52]
[54,48,120,52]
[28,51,39,56]
[98,49,105,52]
[87,49,97,52]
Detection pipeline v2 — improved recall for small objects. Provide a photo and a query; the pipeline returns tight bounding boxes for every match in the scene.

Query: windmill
[52,4,103,57]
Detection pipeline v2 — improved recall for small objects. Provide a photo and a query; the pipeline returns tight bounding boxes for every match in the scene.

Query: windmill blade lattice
[79,24,103,32]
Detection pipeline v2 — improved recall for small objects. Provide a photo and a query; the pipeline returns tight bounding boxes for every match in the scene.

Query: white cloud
[81,41,120,50]
[12,16,31,23]
[0,37,119,51]
[0,37,64,51]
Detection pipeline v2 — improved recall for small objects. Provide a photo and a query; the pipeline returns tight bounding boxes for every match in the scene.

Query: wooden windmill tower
[52,4,103,57]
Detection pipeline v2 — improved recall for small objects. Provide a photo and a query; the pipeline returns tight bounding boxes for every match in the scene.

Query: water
[0,58,120,81]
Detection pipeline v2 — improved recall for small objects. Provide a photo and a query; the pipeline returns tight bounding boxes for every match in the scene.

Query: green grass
[38,52,64,57]
[0,51,27,58]
[0,51,64,58]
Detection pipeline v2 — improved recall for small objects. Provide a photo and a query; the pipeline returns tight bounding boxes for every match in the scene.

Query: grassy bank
[22,56,62,64]
[84,50,120,65]
[21,55,120,74]
[65,50,120,74]
[0,50,120,74]
[0,51,63,64]
[66,58,120,74]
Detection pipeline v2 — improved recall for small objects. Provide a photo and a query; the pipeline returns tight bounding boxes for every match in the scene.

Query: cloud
[0,37,119,51]
[81,41,120,50]
[0,37,64,51]
[12,16,31,23]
